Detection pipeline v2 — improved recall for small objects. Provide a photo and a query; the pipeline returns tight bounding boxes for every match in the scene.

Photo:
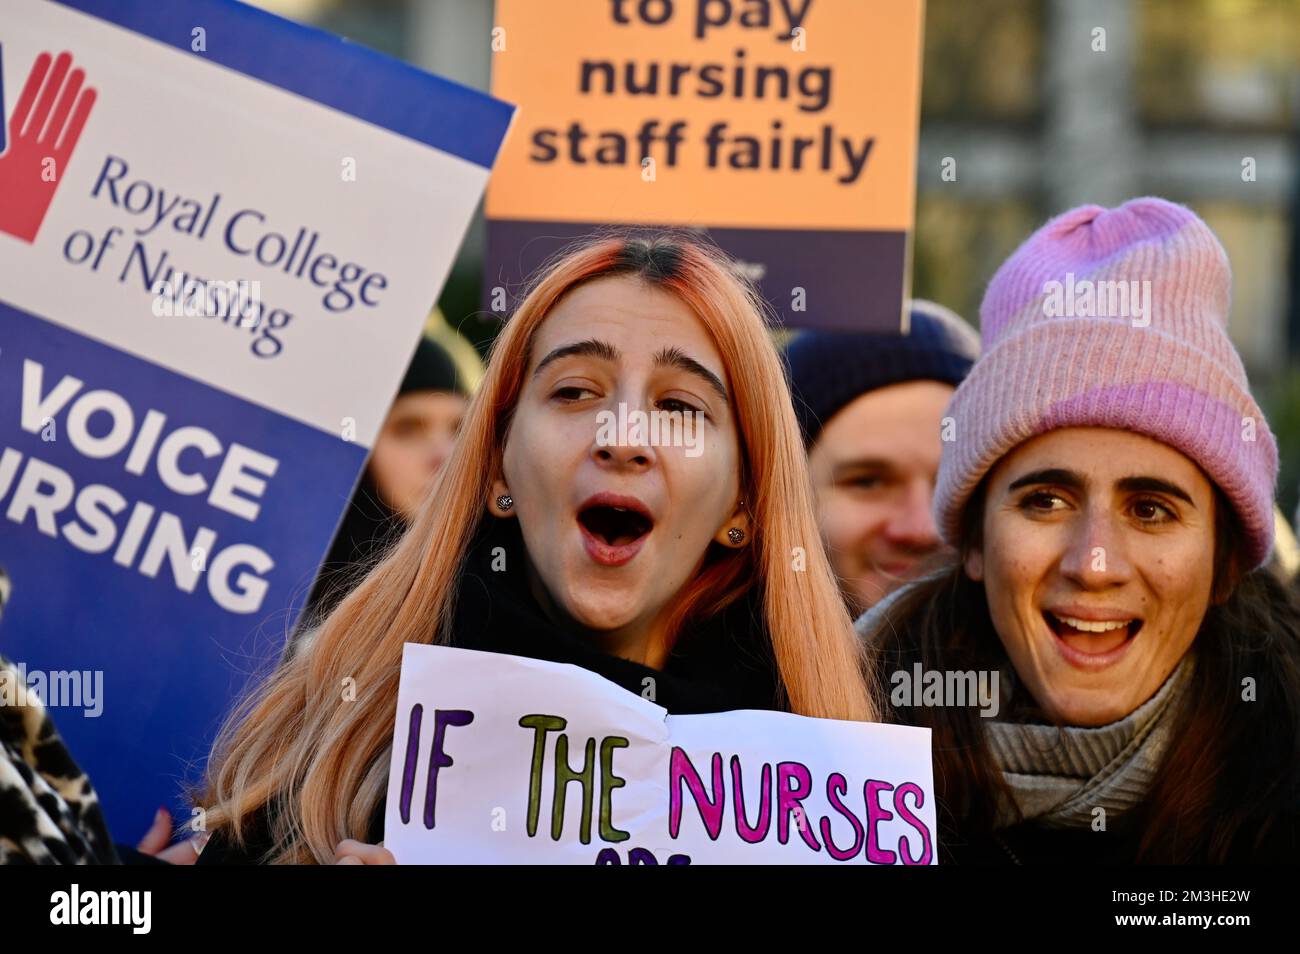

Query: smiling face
[965,427,1218,726]
[495,274,746,666]
[808,380,954,614]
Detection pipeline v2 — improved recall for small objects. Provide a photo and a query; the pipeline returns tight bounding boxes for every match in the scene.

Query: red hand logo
[0,51,97,243]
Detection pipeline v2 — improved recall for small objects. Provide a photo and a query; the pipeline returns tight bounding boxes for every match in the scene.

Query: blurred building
[916,0,1298,376]
[915,0,1300,516]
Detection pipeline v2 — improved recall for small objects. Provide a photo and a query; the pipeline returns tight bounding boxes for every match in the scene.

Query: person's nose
[591,395,657,471]
[426,431,456,471]
[426,436,452,475]
[883,479,941,552]
[1058,505,1133,589]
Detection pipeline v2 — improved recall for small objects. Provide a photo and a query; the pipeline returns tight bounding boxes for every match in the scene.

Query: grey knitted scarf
[854,579,1198,830]
[986,654,1195,829]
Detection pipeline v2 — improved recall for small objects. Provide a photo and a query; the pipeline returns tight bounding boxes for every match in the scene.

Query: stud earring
[727,527,745,545]
[495,494,514,512]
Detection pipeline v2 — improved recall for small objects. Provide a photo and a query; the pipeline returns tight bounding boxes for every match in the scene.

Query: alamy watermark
[1043,272,1151,327]
[151,271,262,323]
[595,402,703,458]
[0,663,103,717]
[890,663,999,718]
[50,884,150,934]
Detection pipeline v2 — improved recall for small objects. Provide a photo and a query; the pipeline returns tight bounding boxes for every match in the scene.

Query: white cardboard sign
[385,644,937,865]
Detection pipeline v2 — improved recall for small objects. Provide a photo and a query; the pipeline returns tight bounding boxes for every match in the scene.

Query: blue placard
[0,0,512,840]
[54,0,514,168]
[0,301,368,838]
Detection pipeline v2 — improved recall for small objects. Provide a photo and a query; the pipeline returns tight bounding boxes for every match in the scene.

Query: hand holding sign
[0,50,97,243]
[332,840,396,865]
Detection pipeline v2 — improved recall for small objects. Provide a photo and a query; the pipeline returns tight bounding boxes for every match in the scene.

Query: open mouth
[579,504,653,547]
[1044,610,1142,657]
[577,494,655,566]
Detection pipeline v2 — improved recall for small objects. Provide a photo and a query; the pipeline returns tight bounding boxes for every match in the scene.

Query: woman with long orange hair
[197,232,877,864]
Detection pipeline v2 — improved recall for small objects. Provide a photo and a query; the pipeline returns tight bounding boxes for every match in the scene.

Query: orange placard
[488,0,923,231]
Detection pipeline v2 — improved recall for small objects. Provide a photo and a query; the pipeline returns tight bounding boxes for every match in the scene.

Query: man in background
[785,301,979,615]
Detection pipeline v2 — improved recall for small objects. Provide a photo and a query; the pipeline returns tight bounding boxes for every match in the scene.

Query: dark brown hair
[865,480,1300,862]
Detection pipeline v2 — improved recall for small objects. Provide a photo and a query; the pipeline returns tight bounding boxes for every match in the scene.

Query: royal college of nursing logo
[0,44,97,243]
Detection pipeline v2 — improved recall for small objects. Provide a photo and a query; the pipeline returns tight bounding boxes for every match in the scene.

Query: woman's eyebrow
[1007,468,1083,492]
[533,338,619,377]
[1006,469,1197,507]
[653,346,729,404]
[1116,476,1195,506]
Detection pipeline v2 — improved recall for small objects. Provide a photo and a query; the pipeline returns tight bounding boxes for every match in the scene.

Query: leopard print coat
[0,567,119,864]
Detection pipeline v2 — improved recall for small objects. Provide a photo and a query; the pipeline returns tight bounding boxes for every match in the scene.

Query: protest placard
[385,644,937,864]
[0,0,513,834]
[485,0,924,332]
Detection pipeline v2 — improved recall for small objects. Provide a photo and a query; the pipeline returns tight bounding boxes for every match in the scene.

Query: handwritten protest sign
[485,0,925,332]
[0,0,512,833]
[385,644,937,864]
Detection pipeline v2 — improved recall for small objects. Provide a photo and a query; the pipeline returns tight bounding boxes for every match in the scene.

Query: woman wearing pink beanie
[860,197,1300,863]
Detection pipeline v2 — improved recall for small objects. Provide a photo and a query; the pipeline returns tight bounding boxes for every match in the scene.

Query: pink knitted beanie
[934,197,1279,567]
